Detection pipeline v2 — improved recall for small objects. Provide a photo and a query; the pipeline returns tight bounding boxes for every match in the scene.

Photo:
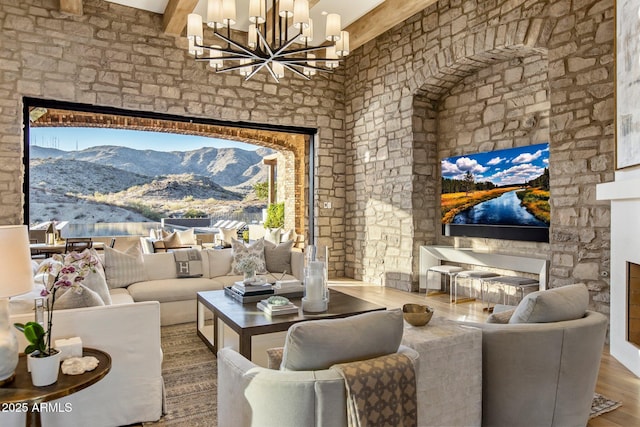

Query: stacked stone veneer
[0,0,345,276]
[344,0,614,316]
[0,0,615,314]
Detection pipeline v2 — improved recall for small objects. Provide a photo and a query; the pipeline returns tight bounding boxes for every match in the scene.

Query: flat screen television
[441,142,550,243]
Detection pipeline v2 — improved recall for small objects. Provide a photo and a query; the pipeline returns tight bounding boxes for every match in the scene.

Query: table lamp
[0,225,34,386]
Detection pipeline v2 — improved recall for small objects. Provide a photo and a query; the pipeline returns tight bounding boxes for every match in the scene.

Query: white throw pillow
[218,228,237,246]
[264,227,282,244]
[74,248,112,305]
[52,283,106,310]
[207,248,233,277]
[177,228,196,245]
[104,246,147,289]
[281,229,297,243]
[143,252,178,280]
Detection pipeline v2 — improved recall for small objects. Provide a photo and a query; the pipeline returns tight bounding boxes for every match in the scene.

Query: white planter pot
[29,350,61,387]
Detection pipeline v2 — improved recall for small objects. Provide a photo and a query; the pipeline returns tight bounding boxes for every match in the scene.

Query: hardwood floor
[330,280,640,427]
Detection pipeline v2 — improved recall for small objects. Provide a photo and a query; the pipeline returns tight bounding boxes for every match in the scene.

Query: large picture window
[23,98,314,242]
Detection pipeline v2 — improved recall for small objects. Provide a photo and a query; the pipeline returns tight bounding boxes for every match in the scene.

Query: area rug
[590,392,622,419]
[144,322,218,426]
[146,322,619,425]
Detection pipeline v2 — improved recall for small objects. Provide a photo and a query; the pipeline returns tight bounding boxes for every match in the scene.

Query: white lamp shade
[222,0,236,26]
[293,0,309,29]
[207,0,224,28]
[188,38,204,56]
[325,13,341,41]
[248,24,257,48]
[299,18,313,42]
[325,45,339,69]
[187,13,203,43]
[209,45,224,69]
[0,225,33,298]
[240,58,253,76]
[273,62,285,78]
[249,0,266,24]
[336,30,349,56]
[279,0,294,18]
[304,53,316,76]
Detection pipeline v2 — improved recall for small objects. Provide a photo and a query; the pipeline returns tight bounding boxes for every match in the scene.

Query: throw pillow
[52,283,106,310]
[281,229,297,243]
[143,252,178,280]
[218,228,238,246]
[163,232,183,249]
[264,227,282,244]
[104,245,147,289]
[173,248,203,278]
[509,283,589,324]
[280,309,404,371]
[70,248,112,305]
[177,228,196,245]
[264,240,293,274]
[230,238,267,275]
[207,248,233,277]
[486,308,516,324]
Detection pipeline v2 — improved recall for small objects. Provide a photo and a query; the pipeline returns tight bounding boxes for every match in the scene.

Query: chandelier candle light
[186,0,350,82]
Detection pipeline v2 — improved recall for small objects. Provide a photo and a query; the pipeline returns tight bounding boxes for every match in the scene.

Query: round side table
[0,347,111,427]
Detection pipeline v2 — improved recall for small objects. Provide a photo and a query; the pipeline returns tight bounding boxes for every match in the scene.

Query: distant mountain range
[30,145,273,190]
[29,145,273,225]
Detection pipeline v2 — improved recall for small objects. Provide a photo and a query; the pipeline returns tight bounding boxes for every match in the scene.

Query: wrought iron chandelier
[186,0,349,82]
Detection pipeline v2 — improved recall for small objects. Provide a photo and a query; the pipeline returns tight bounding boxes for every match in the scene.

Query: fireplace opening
[628,262,640,347]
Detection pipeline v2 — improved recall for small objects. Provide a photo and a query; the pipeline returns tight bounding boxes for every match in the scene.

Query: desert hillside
[29,144,273,225]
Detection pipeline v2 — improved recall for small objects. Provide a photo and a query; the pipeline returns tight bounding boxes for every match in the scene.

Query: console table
[0,348,111,427]
[401,317,482,427]
[419,245,549,291]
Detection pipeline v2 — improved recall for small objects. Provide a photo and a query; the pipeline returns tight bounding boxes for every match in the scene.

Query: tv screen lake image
[441,143,550,228]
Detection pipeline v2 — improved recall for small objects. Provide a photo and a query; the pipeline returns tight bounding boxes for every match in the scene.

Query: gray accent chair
[463,284,608,427]
[217,309,419,427]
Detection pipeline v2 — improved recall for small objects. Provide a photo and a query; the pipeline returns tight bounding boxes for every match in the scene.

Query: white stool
[453,270,500,304]
[481,275,539,309]
[427,265,463,301]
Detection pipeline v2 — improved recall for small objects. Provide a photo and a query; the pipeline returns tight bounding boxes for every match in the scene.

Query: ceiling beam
[60,0,83,16]
[163,0,199,36]
[346,0,437,51]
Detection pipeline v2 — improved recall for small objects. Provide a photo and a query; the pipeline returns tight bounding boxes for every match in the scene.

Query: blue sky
[30,127,259,152]
[441,142,549,186]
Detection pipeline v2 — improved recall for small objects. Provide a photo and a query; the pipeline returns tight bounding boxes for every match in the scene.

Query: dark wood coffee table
[196,288,385,360]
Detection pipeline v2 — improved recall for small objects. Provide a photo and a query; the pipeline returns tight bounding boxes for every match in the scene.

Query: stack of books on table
[257,298,300,316]
[225,281,275,303]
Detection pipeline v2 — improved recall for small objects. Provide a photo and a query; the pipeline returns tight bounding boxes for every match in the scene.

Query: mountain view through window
[29,127,274,236]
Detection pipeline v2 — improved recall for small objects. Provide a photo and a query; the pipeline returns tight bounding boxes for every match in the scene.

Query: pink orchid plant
[15,250,99,357]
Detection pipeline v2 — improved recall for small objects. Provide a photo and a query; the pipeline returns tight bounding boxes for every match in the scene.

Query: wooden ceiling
[59,0,438,51]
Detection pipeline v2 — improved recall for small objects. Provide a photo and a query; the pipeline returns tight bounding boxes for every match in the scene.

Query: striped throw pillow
[104,245,146,289]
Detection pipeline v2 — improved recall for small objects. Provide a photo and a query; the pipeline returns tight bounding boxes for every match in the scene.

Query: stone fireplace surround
[597,168,640,377]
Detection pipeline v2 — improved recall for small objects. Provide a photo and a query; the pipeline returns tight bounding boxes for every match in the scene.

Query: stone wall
[0,0,616,314]
[0,0,345,276]
[344,0,614,315]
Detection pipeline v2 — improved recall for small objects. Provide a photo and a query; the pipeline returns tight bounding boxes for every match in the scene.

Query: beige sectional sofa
[122,248,304,325]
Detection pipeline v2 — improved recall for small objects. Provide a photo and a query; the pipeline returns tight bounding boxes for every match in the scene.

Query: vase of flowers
[237,256,260,284]
[14,251,99,386]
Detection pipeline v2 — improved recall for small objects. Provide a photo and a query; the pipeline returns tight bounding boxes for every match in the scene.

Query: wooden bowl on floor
[402,303,434,326]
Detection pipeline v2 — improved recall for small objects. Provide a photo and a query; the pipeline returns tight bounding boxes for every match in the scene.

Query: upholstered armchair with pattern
[217,309,419,427]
